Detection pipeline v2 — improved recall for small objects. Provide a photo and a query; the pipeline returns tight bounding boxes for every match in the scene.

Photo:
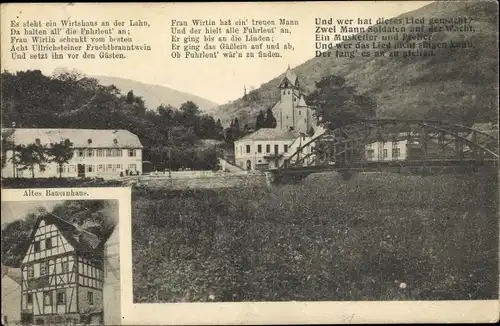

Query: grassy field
[131,171,498,302]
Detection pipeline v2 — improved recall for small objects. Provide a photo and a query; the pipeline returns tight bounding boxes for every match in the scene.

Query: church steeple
[279,65,299,89]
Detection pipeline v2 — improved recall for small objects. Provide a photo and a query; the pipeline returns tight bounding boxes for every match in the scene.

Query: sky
[2,2,431,105]
[1,200,63,227]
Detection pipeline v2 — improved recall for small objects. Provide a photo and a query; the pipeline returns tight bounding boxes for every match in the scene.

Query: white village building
[2,265,22,325]
[2,128,143,179]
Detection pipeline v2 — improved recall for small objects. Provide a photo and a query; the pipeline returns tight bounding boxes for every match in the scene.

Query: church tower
[278,66,300,132]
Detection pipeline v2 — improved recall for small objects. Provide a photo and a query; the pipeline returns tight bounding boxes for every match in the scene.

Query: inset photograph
[1,199,120,325]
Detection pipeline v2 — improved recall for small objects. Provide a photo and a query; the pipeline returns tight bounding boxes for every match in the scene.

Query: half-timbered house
[20,214,105,325]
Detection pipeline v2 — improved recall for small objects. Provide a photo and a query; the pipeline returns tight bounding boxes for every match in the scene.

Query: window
[284,145,288,153]
[128,149,136,157]
[392,148,401,159]
[43,291,52,306]
[87,138,92,144]
[106,149,113,157]
[257,145,262,153]
[298,110,301,115]
[34,241,41,253]
[274,144,279,154]
[87,165,94,173]
[113,138,118,145]
[87,149,93,157]
[96,149,104,157]
[97,164,104,172]
[40,261,48,276]
[286,115,289,120]
[128,164,137,171]
[246,145,251,154]
[78,150,85,158]
[266,144,270,153]
[45,238,52,250]
[383,149,388,159]
[56,291,65,305]
[61,261,69,273]
[35,138,41,145]
[87,291,93,304]
[27,293,33,304]
[27,265,34,279]
[366,149,374,160]
[107,164,113,172]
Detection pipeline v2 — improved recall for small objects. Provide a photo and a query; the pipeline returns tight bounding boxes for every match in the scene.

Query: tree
[308,126,315,137]
[264,108,277,128]
[255,110,266,130]
[48,139,74,178]
[233,117,240,131]
[126,90,135,104]
[306,75,377,130]
[13,142,47,178]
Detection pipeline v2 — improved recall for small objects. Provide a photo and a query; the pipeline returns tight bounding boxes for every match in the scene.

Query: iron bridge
[270,119,499,184]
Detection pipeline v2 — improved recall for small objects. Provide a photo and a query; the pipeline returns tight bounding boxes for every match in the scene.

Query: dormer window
[113,138,118,145]
[35,138,41,145]
[88,138,92,144]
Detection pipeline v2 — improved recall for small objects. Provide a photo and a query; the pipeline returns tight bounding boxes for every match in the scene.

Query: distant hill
[93,75,219,112]
[211,1,498,127]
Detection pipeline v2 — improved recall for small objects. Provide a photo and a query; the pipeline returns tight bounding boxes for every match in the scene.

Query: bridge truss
[281,119,499,171]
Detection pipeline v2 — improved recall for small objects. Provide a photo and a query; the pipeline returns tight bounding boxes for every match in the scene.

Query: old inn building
[1,128,143,179]
[20,214,105,325]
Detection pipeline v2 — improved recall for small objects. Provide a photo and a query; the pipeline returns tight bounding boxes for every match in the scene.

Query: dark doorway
[246,160,252,170]
[77,164,86,178]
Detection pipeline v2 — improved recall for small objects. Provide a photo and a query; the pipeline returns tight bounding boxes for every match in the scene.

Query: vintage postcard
[1,1,499,325]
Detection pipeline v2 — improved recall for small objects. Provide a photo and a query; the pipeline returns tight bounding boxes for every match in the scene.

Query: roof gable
[1,264,22,284]
[279,67,299,88]
[22,214,104,266]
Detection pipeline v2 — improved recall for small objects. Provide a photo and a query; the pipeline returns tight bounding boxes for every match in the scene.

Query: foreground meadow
[132,171,498,302]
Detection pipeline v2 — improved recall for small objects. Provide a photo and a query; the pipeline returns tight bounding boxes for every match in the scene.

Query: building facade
[234,129,316,170]
[364,140,408,161]
[20,215,105,325]
[2,265,22,325]
[2,128,143,179]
